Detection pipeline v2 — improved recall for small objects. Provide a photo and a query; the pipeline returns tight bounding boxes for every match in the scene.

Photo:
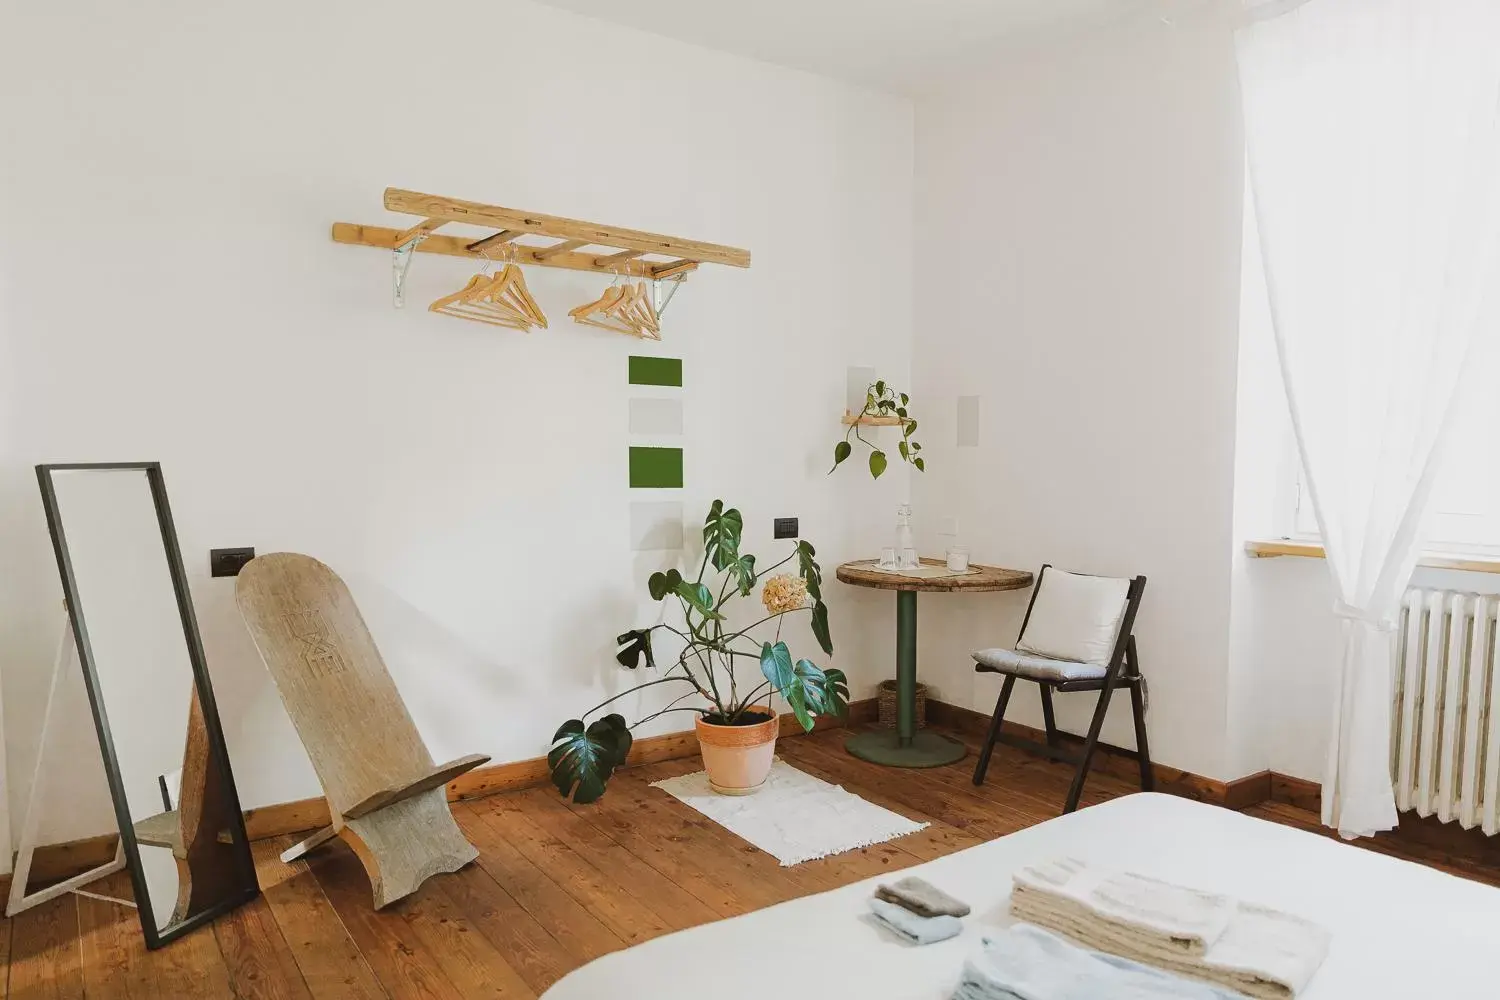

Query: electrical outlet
[773,517,799,540]
[210,547,256,578]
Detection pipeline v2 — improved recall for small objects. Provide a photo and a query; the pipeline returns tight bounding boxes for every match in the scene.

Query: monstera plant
[548,500,847,803]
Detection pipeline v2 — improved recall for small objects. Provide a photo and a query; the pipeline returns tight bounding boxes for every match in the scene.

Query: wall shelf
[842,412,905,427]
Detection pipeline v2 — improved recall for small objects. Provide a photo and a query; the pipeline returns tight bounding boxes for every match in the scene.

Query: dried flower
[761,574,809,615]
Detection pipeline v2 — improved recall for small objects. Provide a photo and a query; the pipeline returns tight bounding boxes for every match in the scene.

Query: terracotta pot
[695,706,778,795]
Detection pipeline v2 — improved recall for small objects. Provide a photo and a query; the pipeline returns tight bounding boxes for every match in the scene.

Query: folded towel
[1011,858,1330,999]
[951,923,1243,1000]
[867,897,964,945]
[876,875,972,918]
[1013,857,1233,954]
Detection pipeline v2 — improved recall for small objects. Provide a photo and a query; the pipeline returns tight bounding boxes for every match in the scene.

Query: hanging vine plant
[830,378,925,480]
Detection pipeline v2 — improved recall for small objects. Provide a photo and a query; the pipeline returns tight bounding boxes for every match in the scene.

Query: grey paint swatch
[631,501,685,551]
[629,397,685,436]
[957,395,980,447]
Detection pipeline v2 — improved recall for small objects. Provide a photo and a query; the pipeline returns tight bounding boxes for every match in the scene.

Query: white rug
[650,759,929,866]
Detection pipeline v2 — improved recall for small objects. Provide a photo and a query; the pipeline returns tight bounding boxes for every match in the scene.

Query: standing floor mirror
[37,462,258,948]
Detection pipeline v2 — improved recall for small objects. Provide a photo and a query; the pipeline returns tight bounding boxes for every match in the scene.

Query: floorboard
[251,839,388,1000]
[7,894,82,1000]
[212,892,314,1000]
[6,722,1496,995]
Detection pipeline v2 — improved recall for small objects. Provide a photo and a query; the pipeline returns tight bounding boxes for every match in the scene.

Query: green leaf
[896,407,907,419]
[869,450,888,479]
[874,379,886,394]
[817,667,850,719]
[703,500,743,572]
[914,457,926,472]
[732,554,756,596]
[675,580,724,620]
[905,419,918,436]
[760,640,793,682]
[760,647,844,732]
[547,714,633,803]
[898,440,909,460]
[615,629,657,669]
[900,393,909,405]
[758,642,810,731]
[795,540,823,601]
[810,600,833,656]
[648,568,683,601]
[831,440,852,472]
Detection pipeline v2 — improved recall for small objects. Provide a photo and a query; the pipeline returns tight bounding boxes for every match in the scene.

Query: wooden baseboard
[923,699,1266,808]
[1269,771,1500,874]
[1269,772,1322,812]
[5,698,878,898]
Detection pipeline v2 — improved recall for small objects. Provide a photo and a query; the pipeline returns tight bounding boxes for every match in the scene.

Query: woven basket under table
[877,679,927,729]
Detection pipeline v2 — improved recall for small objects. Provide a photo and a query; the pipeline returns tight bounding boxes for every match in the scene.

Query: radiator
[1390,588,1500,834]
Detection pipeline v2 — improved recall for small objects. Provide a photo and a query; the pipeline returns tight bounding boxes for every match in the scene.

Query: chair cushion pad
[971,647,1108,682]
[1015,568,1131,665]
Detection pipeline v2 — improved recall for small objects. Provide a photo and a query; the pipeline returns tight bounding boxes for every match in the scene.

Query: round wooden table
[836,558,1033,768]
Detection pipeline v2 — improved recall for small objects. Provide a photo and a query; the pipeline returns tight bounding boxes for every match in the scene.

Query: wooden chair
[236,553,490,908]
[132,689,251,924]
[970,565,1151,814]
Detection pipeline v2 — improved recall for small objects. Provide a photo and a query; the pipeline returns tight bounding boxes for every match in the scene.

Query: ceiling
[530,0,1148,95]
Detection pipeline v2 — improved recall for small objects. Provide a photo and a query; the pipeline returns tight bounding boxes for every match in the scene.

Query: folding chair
[970,564,1150,813]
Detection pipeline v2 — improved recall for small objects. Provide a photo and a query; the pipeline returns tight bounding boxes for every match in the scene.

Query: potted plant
[548,500,848,802]
[830,378,926,479]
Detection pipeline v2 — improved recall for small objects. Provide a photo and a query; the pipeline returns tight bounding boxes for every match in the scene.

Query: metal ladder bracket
[392,235,428,308]
[652,274,688,318]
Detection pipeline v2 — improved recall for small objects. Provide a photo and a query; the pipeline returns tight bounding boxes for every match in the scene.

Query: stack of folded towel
[1009,857,1330,999]
[953,924,1243,1000]
[866,875,970,945]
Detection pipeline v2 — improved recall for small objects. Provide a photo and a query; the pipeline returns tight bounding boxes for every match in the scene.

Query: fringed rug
[650,759,928,866]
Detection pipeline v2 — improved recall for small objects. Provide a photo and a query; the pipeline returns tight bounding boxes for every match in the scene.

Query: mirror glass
[41,464,257,946]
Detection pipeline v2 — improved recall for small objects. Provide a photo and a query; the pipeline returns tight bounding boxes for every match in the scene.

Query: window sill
[1244,539,1500,575]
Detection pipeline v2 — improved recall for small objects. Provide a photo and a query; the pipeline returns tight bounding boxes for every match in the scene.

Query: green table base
[845,729,968,768]
[844,589,966,768]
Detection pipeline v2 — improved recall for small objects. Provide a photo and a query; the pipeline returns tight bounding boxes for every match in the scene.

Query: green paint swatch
[630,447,684,488]
[629,356,682,387]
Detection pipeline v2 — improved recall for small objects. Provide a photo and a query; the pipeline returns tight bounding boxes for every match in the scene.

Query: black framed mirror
[36,462,259,949]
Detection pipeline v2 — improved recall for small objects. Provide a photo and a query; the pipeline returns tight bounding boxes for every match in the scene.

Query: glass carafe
[895,504,919,570]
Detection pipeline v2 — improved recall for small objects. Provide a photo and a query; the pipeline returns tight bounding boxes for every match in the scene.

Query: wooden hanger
[488,265,548,328]
[623,282,661,339]
[429,263,547,331]
[570,283,635,335]
[570,280,660,339]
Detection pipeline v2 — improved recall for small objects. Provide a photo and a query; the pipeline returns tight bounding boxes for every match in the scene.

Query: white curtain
[1237,0,1500,837]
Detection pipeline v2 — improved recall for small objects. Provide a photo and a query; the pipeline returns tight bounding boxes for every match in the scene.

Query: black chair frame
[971,565,1151,813]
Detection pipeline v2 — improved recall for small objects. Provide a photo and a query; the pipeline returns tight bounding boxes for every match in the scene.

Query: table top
[835,558,1033,593]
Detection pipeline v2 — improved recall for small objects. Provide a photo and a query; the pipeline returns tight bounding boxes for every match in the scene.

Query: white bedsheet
[540,793,1499,998]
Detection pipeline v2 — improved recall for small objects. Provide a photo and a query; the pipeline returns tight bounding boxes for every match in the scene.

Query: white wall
[910,8,1246,779]
[0,0,914,843]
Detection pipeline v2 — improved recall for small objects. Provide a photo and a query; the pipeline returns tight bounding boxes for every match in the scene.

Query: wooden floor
[5,723,1498,999]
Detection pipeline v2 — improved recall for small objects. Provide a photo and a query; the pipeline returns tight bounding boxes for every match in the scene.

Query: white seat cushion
[971,647,1108,682]
[1015,568,1130,665]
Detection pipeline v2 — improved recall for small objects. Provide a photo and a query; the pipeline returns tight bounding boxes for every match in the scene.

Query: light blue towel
[952,924,1242,1000]
[867,897,964,945]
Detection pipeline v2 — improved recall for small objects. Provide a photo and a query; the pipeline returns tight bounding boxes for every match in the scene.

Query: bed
[540,792,1499,998]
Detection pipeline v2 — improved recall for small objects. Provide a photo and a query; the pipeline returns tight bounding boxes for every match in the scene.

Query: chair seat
[971,647,1108,682]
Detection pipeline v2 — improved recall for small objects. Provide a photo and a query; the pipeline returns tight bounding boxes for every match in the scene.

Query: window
[1243,184,1500,554]
[1290,352,1500,551]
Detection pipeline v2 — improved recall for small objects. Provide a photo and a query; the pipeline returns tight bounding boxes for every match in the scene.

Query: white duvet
[541,793,1500,999]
